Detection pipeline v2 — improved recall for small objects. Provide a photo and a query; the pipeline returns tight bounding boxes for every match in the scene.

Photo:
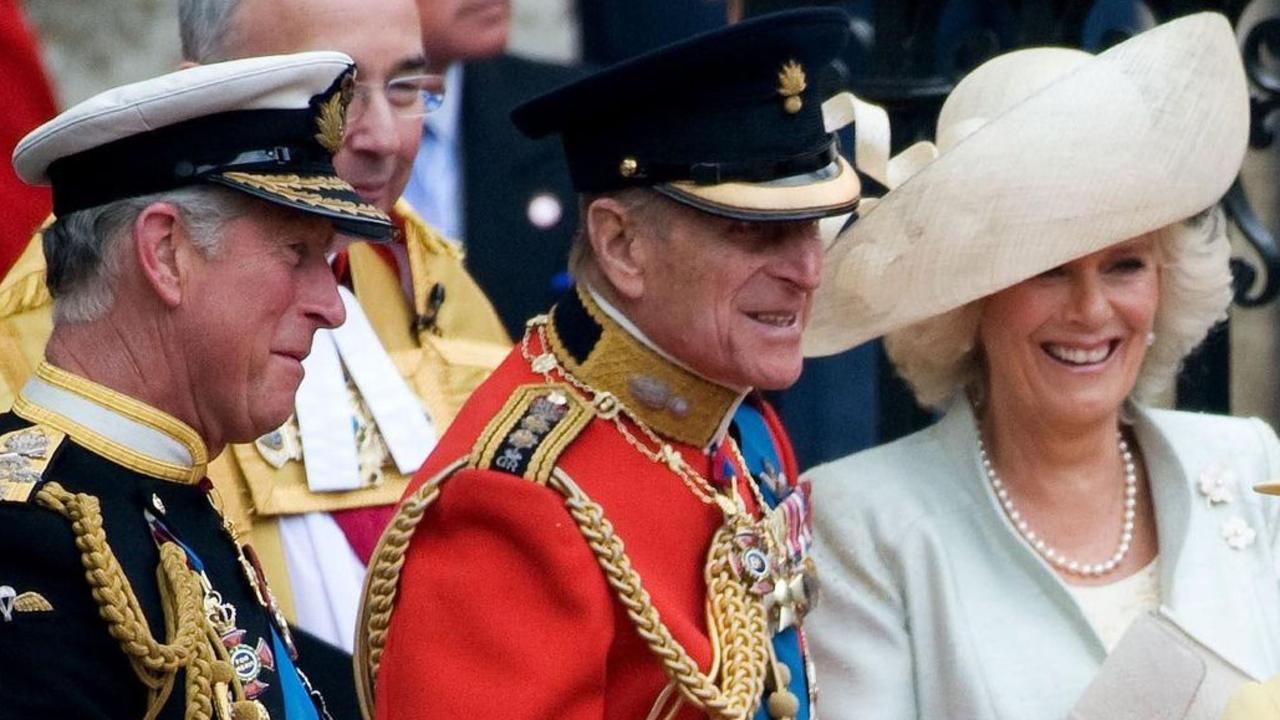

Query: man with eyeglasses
[0,0,510,711]
[181,0,511,647]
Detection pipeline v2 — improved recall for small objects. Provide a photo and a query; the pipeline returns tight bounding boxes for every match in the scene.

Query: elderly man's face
[628,204,822,390]
[230,0,426,212]
[179,204,345,444]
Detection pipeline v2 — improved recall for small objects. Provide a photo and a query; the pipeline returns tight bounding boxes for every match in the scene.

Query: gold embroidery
[14,364,204,484]
[220,172,387,220]
[777,60,806,114]
[253,376,394,486]
[254,418,301,470]
[350,380,393,487]
[315,73,354,153]
[469,383,592,484]
[14,591,52,613]
[0,425,65,502]
[34,363,206,470]
[544,289,742,450]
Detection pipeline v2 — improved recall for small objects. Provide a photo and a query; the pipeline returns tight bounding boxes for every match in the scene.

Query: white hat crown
[805,12,1249,357]
[936,47,1092,152]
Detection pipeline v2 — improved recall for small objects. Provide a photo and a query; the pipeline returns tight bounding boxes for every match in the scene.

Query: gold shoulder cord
[550,468,770,718]
[35,482,265,720]
[357,466,771,719]
[356,459,464,720]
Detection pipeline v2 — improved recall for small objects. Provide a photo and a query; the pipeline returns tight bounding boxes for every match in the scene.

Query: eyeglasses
[347,73,445,122]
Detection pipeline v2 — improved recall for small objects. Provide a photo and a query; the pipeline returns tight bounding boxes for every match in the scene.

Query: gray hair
[884,208,1234,409]
[179,0,242,63]
[44,186,249,324]
[568,188,668,281]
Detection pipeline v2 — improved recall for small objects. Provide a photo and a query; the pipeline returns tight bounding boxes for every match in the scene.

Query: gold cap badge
[777,60,807,114]
[315,72,355,154]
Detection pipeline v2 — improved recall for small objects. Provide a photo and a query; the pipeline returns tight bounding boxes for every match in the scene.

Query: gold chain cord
[552,469,769,718]
[362,483,442,672]
[35,481,259,720]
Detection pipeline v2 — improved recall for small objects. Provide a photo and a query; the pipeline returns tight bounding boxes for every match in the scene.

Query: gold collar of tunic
[543,286,746,450]
[13,362,208,483]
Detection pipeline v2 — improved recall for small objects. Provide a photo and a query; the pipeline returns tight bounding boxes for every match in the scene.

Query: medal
[220,628,276,698]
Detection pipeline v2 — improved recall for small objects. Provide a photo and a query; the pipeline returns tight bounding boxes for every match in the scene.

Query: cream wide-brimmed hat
[802,12,1248,357]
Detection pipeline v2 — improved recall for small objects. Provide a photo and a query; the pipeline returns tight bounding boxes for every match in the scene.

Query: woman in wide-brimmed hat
[802,13,1280,719]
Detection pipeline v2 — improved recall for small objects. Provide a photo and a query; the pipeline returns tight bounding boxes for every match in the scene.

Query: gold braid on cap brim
[357,463,770,720]
[35,482,264,720]
[219,172,388,220]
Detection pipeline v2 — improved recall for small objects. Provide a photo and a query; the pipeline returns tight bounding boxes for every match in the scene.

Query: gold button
[619,157,639,178]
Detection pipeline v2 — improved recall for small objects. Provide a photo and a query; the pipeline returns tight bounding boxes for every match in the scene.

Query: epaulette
[467,383,594,484]
[0,424,66,503]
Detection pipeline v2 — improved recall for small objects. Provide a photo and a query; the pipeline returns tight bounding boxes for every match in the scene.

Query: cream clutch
[1068,609,1257,720]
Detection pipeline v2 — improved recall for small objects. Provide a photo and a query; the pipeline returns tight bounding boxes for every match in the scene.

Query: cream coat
[805,401,1280,719]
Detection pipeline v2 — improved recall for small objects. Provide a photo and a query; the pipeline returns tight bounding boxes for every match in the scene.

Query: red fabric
[375,336,798,718]
[331,211,404,286]
[330,505,396,565]
[0,0,56,276]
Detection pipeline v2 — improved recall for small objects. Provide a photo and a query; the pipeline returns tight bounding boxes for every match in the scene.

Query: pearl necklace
[978,432,1137,577]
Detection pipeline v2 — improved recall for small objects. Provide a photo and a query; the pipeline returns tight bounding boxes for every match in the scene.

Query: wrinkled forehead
[229,0,424,79]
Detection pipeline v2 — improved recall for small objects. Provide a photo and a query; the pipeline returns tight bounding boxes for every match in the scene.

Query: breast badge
[0,585,54,622]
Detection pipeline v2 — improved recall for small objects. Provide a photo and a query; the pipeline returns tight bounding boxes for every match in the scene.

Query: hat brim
[802,13,1248,357]
[210,170,392,241]
[655,156,861,221]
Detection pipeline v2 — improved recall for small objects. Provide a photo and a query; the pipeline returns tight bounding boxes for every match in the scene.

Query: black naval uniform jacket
[0,363,323,720]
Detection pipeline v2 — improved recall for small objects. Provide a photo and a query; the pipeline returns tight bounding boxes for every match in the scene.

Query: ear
[586,197,649,300]
[132,202,191,308]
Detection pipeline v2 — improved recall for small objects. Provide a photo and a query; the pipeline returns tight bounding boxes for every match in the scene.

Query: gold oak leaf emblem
[315,72,355,154]
[777,59,807,114]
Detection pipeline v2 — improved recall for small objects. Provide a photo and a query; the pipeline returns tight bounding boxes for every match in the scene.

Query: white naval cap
[13,51,392,240]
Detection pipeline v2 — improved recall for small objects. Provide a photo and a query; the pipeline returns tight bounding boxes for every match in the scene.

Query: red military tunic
[359,287,815,719]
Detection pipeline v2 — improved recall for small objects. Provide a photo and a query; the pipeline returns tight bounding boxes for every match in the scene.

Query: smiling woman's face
[977,235,1161,429]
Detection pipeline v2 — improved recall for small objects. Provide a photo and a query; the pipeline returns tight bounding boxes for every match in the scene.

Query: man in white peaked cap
[0,52,388,720]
